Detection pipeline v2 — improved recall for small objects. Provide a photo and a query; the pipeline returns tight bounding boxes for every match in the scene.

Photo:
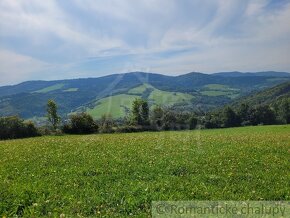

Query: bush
[0,116,39,140]
[98,114,114,133]
[62,113,98,134]
[249,105,276,125]
[150,106,198,130]
[37,126,54,135]
[221,106,240,128]
[203,114,221,129]
[115,125,152,133]
[188,115,198,129]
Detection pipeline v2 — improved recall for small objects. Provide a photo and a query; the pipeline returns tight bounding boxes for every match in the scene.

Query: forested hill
[203,81,290,128]
[0,71,289,119]
[231,81,290,107]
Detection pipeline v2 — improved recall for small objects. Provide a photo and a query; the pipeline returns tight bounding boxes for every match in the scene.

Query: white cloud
[0,50,50,85]
[0,0,290,85]
[0,0,124,59]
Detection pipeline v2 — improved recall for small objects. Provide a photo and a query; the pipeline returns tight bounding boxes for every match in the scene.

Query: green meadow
[0,125,289,217]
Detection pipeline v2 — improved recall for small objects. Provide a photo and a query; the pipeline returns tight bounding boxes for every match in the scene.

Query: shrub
[115,125,152,133]
[0,116,39,140]
[150,106,198,130]
[98,114,114,133]
[62,113,98,134]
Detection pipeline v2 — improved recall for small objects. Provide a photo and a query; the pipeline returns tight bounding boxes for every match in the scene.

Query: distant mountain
[0,71,289,120]
[214,71,290,77]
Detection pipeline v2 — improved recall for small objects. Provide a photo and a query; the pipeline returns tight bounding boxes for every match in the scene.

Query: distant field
[201,84,240,99]
[203,84,231,90]
[63,88,78,92]
[1,125,289,217]
[34,83,65,93]
[201,90,230,96]
[203,83,239,90]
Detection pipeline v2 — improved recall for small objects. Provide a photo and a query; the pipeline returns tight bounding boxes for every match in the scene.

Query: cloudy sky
[0,0,290,85]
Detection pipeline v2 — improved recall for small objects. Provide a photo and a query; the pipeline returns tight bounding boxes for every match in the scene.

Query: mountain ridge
[0,71,290,120]
[1,71,290,88]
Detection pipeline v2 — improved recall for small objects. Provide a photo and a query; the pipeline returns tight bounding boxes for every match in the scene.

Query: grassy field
[0,125,289,217]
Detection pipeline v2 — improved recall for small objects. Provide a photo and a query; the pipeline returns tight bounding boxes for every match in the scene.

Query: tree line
[204,98,290,128]
[0,97,289,140]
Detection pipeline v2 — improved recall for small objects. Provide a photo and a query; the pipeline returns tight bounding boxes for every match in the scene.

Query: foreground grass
[0,125,289,217]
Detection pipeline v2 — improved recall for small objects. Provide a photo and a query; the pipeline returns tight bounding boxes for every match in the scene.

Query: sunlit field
[1,125,289,217]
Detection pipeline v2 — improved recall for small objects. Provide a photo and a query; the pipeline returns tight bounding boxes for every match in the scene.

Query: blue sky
[0,0,290,85]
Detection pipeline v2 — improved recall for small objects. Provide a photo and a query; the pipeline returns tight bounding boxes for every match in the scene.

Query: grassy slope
[86,94,139,119]
[128,83,195,106]
[148,89,193,105]
[128,83,153,95]
[34,84,65,93]
[85,84,194,119]
[201,84,240,99]
[201,90,230,96]
[0,125,289,217]
[203,84,230,90]
[63,88,78,92]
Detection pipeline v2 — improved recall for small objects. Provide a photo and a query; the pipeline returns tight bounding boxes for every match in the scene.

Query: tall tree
[47,99,60,131]
[278,98,290,124]
[237,103,250,125]
[140,100,149,125]
[150,106,164,130]
[249,105,276,125]
[188,114,198,129]
[99,114,114,133]
[131,98,149,126]
[222,106,239,127]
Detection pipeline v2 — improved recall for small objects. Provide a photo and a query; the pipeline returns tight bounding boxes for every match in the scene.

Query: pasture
[0,125,289,217]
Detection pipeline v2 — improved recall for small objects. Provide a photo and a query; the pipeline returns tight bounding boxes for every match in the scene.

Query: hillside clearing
[34,84,65,93]
[85,94,139,119]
